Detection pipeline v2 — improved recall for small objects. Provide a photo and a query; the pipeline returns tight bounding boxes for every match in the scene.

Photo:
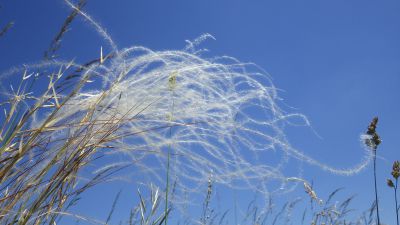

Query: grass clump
[0,1,391,224]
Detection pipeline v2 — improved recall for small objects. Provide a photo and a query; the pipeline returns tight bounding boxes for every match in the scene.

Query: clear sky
[1,0,400,224]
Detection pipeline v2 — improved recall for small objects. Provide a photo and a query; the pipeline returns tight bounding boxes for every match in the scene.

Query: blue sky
[1,0,400,224]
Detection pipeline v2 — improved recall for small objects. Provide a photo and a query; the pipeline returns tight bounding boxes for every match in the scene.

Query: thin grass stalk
[372,150,380,225]
[200,177,213,225]
[105,190,122,224]
[395,178,399,225]
[165,146,170,225]
[390,161,400,225]
[364,117,381,225]
[165,72,176,225]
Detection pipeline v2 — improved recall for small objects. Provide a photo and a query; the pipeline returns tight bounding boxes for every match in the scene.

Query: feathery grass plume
[64,0,377,176]
[361,117,382,225]
[0,0,379,223]
[65,0,377,188]
[388,160,399,225]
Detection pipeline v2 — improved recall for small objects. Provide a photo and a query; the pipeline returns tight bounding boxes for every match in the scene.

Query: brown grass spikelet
[303,181,322,205]
[364,116,381,150]
[392,160,400,179]
[387,179,395,188]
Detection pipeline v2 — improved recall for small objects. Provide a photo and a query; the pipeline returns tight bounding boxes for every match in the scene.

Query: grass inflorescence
[0,1,396,224]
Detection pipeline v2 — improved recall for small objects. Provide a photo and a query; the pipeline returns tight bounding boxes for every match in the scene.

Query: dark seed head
[387,179,395,188]
[392,161,400,179]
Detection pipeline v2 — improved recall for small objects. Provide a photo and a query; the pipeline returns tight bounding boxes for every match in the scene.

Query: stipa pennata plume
[0,0,380,222]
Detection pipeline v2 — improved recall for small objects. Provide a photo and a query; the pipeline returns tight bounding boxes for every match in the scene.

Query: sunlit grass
[0,1,395,224]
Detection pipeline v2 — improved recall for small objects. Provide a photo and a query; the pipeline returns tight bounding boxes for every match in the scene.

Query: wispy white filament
[0,2,374,210]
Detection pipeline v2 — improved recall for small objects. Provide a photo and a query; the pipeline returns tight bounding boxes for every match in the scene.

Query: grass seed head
[303,182,322,205]
[387,178,395,188]
[364,116,381,150]
[392,160,400,179]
